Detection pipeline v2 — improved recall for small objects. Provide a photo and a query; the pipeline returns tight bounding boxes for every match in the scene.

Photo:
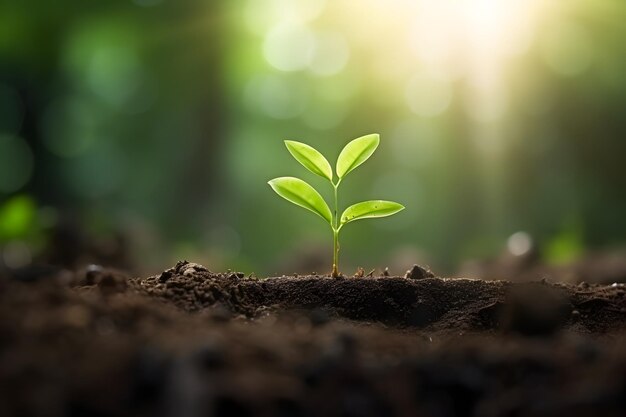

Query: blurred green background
[1,0,625,276]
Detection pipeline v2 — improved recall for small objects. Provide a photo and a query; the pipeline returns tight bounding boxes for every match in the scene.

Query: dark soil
[1,260,625,417]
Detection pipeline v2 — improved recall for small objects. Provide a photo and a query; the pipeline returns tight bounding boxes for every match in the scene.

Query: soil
[1,260,625,417]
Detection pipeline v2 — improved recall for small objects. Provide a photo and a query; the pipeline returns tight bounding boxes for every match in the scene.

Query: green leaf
[336,133,380,179]
[285,140,333,181]
[340,200,404,226]
[268,177,332,224]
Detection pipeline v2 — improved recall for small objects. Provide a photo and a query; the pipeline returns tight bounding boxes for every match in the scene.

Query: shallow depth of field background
[1,0,625,276]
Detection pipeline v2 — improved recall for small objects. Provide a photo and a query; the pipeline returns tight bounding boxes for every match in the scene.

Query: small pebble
[404,264,435,280]
[84,264,104,285]
[159,270,173,282]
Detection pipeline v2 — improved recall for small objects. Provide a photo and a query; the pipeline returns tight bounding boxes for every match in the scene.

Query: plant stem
[332,182,340,277]
[332,228,339,277]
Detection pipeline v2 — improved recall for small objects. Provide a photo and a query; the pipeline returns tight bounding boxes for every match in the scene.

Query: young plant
[268,133,404,277]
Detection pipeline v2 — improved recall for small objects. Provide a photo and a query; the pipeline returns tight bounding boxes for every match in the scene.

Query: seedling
[268,134,404,277]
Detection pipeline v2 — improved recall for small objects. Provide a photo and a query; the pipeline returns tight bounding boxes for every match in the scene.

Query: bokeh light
[60,142,126,199]
[263,24,316,72]
[540,21,593,77]
[244,75,308,119]
[405,73,453,118]
[0,0,625,275]
[308,32,350,76]
[42,98,98,157]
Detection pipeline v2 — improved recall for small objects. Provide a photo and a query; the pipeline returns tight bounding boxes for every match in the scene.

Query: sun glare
[246,0,546,131]
[406,0,542,125]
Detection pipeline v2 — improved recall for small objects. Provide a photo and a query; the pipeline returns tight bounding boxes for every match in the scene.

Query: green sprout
[268,133,405,277]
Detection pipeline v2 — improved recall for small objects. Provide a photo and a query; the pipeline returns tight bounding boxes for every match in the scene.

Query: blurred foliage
[0,195,37,242]
[544,217,585,265]
[0,0,625,275]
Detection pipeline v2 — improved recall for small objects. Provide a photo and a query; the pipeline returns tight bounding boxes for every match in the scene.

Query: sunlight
[248,0,549,137]
[462,0,539,124]
[324,0,545,126]
[408,0,541,124]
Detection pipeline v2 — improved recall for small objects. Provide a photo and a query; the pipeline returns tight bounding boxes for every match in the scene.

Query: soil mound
[132,261,626,334]
[0,261,625,417]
